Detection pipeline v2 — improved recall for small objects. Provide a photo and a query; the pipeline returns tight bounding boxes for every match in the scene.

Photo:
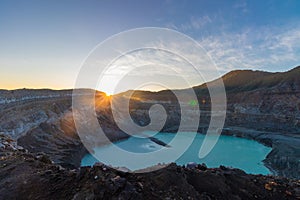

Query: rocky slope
[0,137,299,199]
[197,66,300,178]
[0,89,86,168]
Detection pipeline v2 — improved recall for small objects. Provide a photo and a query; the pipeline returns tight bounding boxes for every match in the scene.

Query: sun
[104,92,112,97]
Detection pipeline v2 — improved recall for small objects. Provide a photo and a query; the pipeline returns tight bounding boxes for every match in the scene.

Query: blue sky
[1,0,300,91]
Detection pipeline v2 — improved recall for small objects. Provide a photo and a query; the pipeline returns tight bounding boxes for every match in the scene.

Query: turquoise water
[81,132,272,174]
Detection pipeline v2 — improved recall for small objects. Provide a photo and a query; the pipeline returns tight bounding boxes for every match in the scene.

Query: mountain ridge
[192,65,300,94]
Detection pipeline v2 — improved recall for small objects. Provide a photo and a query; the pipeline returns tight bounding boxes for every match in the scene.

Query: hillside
[194,66,300,93]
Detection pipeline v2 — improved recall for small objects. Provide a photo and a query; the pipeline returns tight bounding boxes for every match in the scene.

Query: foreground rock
[0,143,299,200]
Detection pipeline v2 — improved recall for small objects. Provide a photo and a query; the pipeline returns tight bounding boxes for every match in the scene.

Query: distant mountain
[122,66,300,104]
[194,66,300,94]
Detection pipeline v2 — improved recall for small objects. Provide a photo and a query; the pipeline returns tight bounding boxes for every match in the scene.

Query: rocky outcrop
[17,121,86,168]
[0,133,24,152]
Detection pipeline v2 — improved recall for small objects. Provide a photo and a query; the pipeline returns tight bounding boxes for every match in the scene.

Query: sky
[1,0,300,93]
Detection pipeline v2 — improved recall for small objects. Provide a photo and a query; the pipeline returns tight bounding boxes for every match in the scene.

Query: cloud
[233,0,248,12]
[168,16,213,32]
[190,16,212,30]
[97,24,300,94]
[98,48,207,94]
[104,48,204,78]
[197,26,300,72]
[267,28,300,52]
